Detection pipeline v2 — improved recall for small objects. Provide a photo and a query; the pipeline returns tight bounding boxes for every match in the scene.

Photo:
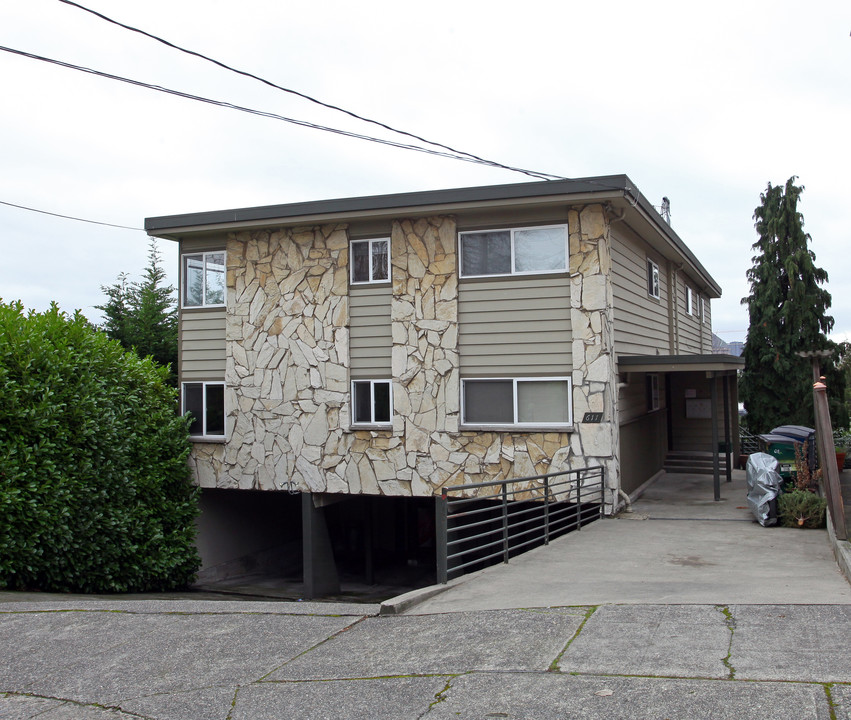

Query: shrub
[0,301,199,592]
[777,489,826,529]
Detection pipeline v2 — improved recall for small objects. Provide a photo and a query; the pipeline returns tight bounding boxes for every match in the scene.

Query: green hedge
[0,301,199,592]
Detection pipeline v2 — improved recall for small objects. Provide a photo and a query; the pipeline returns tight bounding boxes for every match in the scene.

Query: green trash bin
[758,433,798,479]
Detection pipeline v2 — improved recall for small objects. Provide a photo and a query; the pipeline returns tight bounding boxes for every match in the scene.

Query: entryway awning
[618,354,745,501]
[617,354,744,374]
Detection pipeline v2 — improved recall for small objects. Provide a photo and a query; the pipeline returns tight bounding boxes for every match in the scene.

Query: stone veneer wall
[189,206,620,507]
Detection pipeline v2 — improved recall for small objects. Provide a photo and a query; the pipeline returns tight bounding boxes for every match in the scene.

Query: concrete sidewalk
[2,598,850,718]
[3,471,851,718]
[399,470,851,614]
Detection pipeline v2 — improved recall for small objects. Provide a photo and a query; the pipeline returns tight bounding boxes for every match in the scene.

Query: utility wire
[55,0,565,182]
[0,199,142,230]
[0,45,562,179]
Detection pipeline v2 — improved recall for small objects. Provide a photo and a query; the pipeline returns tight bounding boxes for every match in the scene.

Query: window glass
[351,241,371,283]
[514,227,566,273]
[205,384,225,435]
[372,240,389,281]
[184,255,204,306]
[373,381,391,422]
[183,383,204,435]
[460,231,511,276]
[205,253,225,305]
[517,380,570,424]
[463,380,514,423]
[353,381,372,423]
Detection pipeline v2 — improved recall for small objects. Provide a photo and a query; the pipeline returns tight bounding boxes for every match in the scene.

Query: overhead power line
[0,45,561,180]
[0,199,142,231]
[55,0,564,181]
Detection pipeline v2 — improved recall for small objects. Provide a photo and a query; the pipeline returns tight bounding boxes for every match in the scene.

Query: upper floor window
[701,297,708,324]
[351,379,392,426]
[461,377,572,428]
[351,238,390,284]
[646,259,660,299]
[459,225,567,278]
[183,381,225,438]
[685,286,695,316]
[183,252,225,307]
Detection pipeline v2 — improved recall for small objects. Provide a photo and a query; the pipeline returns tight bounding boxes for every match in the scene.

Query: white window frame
[647,258,660,299]
[350,238,391,285]
[647,258,662,300]
[182,251,226,308]
[685,286,695,316]
[460,377,573,428]
[350,379,393,427]
[701,296,708,324]
[182,381,226,438]
[458,224,568,279]
[646,374,660,412]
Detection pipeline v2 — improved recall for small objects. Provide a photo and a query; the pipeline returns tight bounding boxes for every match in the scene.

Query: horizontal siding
[458,276,571,376]
[610,228,670,356]
[181,237,227,254]
[618,376,647,424]
[702,299,712,352]
[181,309,226,380]
[350,285,392,376]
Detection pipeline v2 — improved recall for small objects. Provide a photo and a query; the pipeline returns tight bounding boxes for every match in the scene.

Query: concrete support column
[301,493,340,598]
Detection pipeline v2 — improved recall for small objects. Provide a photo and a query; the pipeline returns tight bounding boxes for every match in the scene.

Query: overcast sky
[1,0,849,345]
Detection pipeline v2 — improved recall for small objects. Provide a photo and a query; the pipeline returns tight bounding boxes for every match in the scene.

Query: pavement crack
[417,674,462,718]
[1,691,155,719]
[823,683,838,720]
[549,605,598,672]
[715,605,736,680]
[225,685,240,720]
[253,615,369,682]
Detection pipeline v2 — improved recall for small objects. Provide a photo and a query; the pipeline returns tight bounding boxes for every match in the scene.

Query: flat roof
[145,174,721,296]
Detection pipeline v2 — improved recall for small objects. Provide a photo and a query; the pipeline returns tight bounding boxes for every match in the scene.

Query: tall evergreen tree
[740,177,846,432]
[97,241,178,383]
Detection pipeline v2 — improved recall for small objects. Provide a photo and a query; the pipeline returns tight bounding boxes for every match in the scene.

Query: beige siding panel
[701,298,712,352]
[458,276,571,376]
[181,308,226,379]
[610,227,671,356]
[618,376,647,424]
[350,285,392,376]
[180,236,227,254]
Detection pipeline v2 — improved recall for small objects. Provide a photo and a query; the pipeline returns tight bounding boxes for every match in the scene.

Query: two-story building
[146,175,743,595]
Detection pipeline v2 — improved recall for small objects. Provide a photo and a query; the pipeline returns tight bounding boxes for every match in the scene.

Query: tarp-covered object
[746,452,783,526]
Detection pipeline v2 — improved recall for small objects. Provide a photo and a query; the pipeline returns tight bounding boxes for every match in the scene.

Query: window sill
[350,424,393,432]
[189,436,226,443]
[181,304,226,311]
[460,424,574,433]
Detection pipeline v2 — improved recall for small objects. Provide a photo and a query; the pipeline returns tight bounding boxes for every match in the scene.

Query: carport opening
[192,489,436,601]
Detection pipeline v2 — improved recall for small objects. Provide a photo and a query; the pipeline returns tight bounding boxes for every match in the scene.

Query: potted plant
[777,443,826,528]
[835,431,849,474]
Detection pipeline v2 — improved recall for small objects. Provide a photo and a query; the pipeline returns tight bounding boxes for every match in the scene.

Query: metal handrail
[436,465,605,584]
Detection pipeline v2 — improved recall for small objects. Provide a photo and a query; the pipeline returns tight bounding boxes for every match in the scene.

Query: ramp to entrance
[406,471,851,613]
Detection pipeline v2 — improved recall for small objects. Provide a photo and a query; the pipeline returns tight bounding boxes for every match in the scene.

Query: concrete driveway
[403,470,851,614]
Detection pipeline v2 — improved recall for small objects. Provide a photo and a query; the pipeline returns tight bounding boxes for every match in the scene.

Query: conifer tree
[97,241,178,384]
[740,177,846,432]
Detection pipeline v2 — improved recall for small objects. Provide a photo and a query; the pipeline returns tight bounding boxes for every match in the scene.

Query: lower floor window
[352,380,392,425]
[462,377,572,426]
[183,382,225,437]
